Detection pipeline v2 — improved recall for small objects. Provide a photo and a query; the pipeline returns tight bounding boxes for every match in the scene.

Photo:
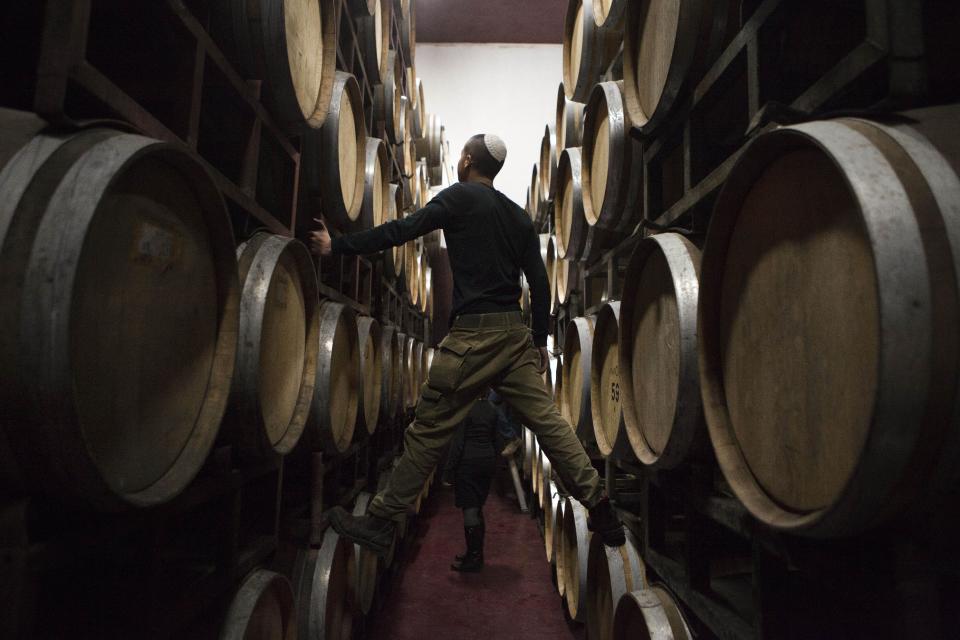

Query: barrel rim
[220,568,296,640]
[554,147,588,261]
[312,299,361,453]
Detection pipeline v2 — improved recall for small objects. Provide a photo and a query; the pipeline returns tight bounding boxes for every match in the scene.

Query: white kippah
[483,134,507,164]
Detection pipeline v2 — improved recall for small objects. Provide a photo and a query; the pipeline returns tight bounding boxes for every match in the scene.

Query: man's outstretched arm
[310,198,448,256]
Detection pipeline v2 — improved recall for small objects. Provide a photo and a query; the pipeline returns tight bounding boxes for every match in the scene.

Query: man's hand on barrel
[309,218,332,257]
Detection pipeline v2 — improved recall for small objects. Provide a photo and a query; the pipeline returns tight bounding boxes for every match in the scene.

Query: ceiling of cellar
[414,0,566,44]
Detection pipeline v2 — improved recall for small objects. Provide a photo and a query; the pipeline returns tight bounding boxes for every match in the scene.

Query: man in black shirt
[310,134,624,554]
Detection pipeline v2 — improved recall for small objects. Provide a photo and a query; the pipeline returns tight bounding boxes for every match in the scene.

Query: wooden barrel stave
[586,530,647,640]
[220,569,296,640]
[620,233,703,469]
[230,233,319,460]
[562,316,595,441]
[385,183,404,280]
[582,80,644,233]
[308,301,359,453]
[356,316,383,435]
[0,114,238,509]
[291,528,356,640]
[699,106,960,536]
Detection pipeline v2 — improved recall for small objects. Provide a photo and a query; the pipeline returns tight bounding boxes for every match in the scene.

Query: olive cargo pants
[369,312,602,519]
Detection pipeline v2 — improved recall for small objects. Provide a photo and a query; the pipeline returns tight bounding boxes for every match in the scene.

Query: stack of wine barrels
[524,0,960,636]
[0,0,453,636]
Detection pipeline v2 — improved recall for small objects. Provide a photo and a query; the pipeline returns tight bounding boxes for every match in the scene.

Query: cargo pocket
[426,335,471,394]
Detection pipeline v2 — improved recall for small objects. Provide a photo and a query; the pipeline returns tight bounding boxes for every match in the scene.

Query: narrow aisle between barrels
[370,485,583,640]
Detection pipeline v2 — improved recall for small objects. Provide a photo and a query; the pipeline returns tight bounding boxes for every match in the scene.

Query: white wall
[415,43,563,208]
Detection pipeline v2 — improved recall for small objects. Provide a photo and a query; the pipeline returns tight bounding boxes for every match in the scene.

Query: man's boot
[327,506,396,556]
[451,522,485,572]
[587,497,626,547]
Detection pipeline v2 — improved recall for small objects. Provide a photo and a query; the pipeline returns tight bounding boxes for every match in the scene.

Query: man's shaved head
[461,134,507,180]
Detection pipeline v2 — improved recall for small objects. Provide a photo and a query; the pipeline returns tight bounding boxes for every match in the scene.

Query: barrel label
[131,222,180,271]
[609,364,620,404]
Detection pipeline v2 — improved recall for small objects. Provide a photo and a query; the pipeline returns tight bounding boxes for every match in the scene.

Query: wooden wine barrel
[545,235,559,313]
[532,439,543,499]
[523,427,535,481]
[620,233,702,469]
[354,137,389,233]
[386,184,404,279]
[397,0,415,66]
[592,0,628,29]
[352,492,380,615]
[410,340,423,402]
[413,78,427,139]
[220,569,296,640]
[553,496,567,597]
[555,147,587,260]
[374,50,404,144]
[539,454,554,512]
[590,301,626,458]
[699,106,960,536]
[623,0,734,135]
[401,102,415,177]
[214,0,337,133]
[587,531,647,640]
[397,332,412,410]
[562,316,595,440]
[416,115,442,168]
[582,81,643,233]
[404,237,422,307]
[0,112,238,509]
[375,471,401,567]
[545,482,561,563]
[613,586,692,640]
[302,72,366,230]
[380,325,401,420]
[307,301,359,453]
[355,0,390,85]
[563,0,621,102]
[356,317,382,435]
[540,124,559,200]
[556,83,586,152]
[291,529,356,640]
[229,234,319,460]
[562,498,592,622]
[423,347,435,386]
[556,258,579,309]
[529,164,541,221]
[417,161,429,209]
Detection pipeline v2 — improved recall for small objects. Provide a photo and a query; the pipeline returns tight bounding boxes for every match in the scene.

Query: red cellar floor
[368,483,584,640]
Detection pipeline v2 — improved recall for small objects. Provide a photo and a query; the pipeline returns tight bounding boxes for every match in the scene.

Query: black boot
[451,523,485,572]
[454,520,485,563]
[327,506,396,556]
[587,497,626,547]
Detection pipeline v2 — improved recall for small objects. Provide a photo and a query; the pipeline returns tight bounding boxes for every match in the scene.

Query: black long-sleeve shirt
[331,181,550,345]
